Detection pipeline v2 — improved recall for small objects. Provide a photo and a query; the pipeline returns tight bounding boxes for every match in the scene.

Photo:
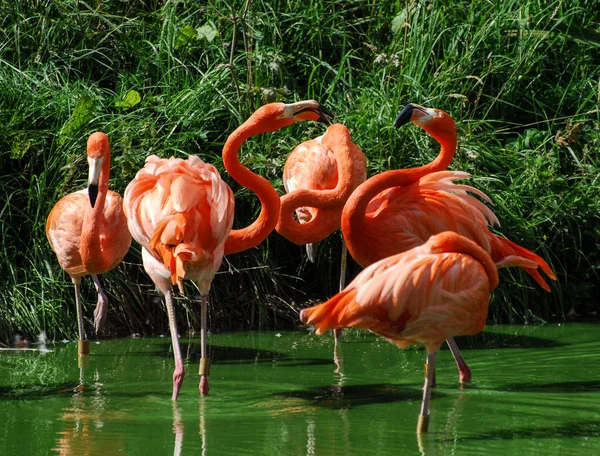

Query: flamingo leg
[333,236,348,344]
[165,288,185,400]
[418,351,437,434]
[71,277,89,360]
[91,274,109,334]
[199,295,210,396]
[446,337,472,383]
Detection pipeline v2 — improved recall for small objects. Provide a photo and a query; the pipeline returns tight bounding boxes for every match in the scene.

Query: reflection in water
[173,403,184,456]
[199,399,207,456]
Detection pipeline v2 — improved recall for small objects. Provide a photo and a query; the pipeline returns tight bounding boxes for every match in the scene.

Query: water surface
[1,324,599,455]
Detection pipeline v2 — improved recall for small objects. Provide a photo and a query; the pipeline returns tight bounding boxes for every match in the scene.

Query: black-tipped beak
[393,104,415,128]
[88,184,98,208]
[316,104,334,125]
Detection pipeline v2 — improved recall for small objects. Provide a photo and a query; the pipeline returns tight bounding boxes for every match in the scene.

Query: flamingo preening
[300,231,500,433]
[339,103,556,382]
[46,132,132,361]
[276,123,366,340]
[124,101,332,399]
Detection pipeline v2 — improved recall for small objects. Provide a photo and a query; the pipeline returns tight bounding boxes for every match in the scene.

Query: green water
[1,324,599,455]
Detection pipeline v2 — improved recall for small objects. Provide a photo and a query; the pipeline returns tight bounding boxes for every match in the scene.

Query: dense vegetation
[1,0,599,344]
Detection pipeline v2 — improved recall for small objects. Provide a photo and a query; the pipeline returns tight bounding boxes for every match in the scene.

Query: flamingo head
[86,132,110,208]
[393,104,457,141]
[247,100,333,133]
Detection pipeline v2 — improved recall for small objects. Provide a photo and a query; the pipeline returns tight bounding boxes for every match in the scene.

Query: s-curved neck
[80,153,111,272]
[223,122,282,256]
[276,124,362,245]
[342,129,457,267]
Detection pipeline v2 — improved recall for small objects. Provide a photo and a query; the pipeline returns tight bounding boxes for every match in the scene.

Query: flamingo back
[301,234,494,352]
[124,155,234,292]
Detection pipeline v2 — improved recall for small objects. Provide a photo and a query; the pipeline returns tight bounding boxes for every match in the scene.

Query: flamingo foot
[93,292,109,333]
[200,375,209,396]
[172,361,185,401]
[459,365,472,383]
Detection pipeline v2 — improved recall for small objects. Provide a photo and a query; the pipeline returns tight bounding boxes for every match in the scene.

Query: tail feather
[492,235,556,291]
[300,289,358,335]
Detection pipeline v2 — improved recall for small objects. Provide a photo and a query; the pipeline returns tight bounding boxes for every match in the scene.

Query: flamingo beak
[87,156,103,208]
[393,104,416,128]
[290,101,334,125]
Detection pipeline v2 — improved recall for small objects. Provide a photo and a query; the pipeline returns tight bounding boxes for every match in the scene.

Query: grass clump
[0,0,599,342]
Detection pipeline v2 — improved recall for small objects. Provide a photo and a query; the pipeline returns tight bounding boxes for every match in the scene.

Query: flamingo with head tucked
[277,123,366,340]
[46,132,132,361]
[124,101,332,399]
[300,231,500,433]
[339,103,556,383]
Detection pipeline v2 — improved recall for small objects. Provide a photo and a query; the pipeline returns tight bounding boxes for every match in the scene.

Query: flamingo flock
[46,100,555,433]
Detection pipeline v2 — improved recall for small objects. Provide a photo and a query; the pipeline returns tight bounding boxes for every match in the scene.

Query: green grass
[0,0,599,342]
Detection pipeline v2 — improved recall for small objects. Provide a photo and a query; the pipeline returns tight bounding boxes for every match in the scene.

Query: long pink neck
[223,118,282,256]
[80,153,110,272]
[276,124,361,245]
[342,128,457,267]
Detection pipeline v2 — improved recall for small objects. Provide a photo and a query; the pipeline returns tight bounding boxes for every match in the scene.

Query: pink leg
[446,338,471,383]
[333,237,348,345]
[92,274,109,333]
[199,295,210,396]
[165,288,185,400]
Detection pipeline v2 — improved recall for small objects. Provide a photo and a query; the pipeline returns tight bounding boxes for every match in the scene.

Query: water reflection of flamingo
[277,125,366,342]
[300,232,500,433]
[46,132,132,361]
[341,104,556,382]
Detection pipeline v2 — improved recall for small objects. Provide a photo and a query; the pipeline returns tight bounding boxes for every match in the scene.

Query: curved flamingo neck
[276,124,361,245]
[80,153,111,272]
[223,121,282,256]
[342,128,457,267]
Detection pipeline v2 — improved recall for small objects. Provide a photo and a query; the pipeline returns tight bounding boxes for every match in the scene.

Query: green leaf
[115,90,142,109]
[58,96,94,146]
[175,24,197,48]
[10,135,32,159]
[197,23,217,43]
[391,10,407,35]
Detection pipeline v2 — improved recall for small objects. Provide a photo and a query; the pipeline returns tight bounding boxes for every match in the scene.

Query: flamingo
[276,123,366,340]
[300,231,500,433]
[340,103,556,382]
[46,132,132,360]
[124,100,332,400]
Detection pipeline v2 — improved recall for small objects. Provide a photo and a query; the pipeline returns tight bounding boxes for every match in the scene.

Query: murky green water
[1,324,599,455]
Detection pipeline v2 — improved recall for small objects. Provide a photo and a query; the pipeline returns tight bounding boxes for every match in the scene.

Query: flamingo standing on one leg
[124,100,332,399]
[340,103,556,383]
[276,124,366,341]
[46,132,132,360]
[300,231,500,433]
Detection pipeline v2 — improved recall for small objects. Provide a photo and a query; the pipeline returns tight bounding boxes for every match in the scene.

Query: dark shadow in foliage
[448,420,600,442]
[452,331,565,351]
[275,383,438,410]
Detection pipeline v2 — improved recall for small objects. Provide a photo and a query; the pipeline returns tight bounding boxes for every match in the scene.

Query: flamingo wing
[301,241,491,351]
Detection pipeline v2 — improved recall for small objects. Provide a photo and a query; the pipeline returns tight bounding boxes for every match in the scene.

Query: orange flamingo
[46,132,132,359]
[300,231,500,433]
[124,101,332,400]
[340,103,556,382]
[277,124,366,340]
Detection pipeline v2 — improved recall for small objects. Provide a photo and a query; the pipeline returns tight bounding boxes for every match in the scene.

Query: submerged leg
[446,337,471,383]
[165,288,185,400]
[333,236,348,344]
[418,351,437,434]
[91,274,109,334]
[199,295,210,396]
[71,277,89,359]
